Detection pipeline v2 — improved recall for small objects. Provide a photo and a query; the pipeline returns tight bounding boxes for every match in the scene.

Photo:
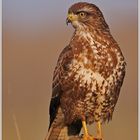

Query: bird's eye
[79,12,86,18]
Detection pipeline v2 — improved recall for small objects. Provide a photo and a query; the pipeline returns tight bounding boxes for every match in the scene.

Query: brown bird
[46,2,126,140]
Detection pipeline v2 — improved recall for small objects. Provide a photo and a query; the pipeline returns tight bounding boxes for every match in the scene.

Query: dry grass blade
[12,113,21,140]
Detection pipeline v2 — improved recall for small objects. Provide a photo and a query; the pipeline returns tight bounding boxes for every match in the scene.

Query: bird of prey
[46,2,126,140]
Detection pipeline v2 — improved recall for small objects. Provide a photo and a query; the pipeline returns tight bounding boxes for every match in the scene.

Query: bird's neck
[70,28,112,48]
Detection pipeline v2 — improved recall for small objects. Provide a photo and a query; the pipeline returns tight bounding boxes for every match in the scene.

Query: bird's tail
[45,107,70,140]
[46,126,69,140]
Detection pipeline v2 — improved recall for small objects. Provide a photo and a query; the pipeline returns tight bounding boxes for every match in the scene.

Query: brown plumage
[47,2,126,140]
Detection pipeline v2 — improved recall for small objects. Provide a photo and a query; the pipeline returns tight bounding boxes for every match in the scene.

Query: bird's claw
[81,134,103,140]
[81,134,95,140]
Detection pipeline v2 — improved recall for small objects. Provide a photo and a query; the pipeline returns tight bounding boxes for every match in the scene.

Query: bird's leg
[96,121,103,140]
[82,121,94,140]
[82,121,88,136]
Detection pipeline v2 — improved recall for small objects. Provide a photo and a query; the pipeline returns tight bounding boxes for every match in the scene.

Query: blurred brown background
[3,0,138,140]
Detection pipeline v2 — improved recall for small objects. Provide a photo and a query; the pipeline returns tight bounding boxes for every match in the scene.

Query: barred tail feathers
[46,126,69,140]
[45,107,69,140]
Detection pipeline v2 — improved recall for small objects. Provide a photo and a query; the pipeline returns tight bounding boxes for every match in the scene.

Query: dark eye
[79,12,86,18]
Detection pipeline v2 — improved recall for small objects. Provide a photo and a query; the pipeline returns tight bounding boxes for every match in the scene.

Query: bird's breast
[68,54,106,93]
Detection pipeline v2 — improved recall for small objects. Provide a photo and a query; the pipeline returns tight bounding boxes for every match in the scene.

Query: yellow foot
[82,134,94,140]
[82,121,95,140]
[94,137,103,140]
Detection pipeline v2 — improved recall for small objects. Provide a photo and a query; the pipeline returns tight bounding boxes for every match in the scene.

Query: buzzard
[46,2,126,140]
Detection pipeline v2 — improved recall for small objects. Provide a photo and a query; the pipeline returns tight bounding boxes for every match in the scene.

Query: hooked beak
[66,17,71,25]
[66,13,77,25]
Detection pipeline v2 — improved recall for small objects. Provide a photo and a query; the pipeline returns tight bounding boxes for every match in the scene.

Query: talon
[83,134,94,140]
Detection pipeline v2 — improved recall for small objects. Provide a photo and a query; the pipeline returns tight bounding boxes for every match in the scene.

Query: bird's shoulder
[52,45,73,97]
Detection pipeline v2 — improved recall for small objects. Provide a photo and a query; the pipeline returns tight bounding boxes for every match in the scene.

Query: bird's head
[66,2,109,31]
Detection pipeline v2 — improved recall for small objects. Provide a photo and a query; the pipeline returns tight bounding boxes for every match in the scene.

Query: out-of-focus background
[3,0,138,140]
